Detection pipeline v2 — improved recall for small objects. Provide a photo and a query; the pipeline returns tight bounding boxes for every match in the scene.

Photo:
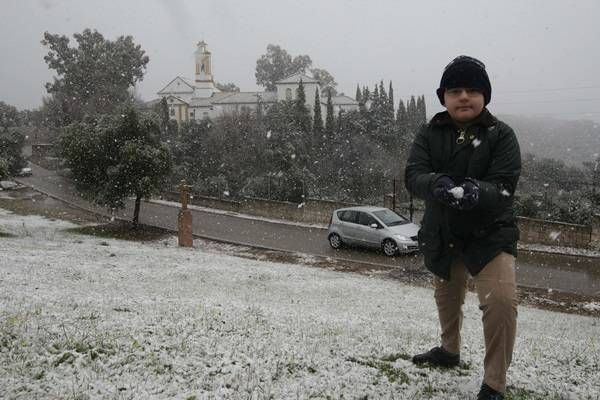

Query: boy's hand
[457,178,480,210]
[431,176,480,210]
[431,175,459,206]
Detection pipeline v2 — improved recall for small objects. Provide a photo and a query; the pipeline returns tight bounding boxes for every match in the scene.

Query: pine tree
[355,84,362,104]
[313,87,323,134]
[325,90,334,136]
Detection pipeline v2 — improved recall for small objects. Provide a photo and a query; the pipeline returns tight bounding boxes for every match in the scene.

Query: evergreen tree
[419,95,427,124]
[362,86,370,105]
[325,90,335,137]
[408,95,418,132]
[294,79,311,133]
[313,87,323,134]
[396,99,407,131]
[388,81,395,119]
[355,84,362,104]
[59,106,171,226]
[379,80,387,111]
[372,84,381,123]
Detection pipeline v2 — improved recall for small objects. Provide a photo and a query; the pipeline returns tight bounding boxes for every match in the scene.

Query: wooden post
[178,179,193,247]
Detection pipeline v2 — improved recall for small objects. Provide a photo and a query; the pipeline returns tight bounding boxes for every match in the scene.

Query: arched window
[285,88,293,100]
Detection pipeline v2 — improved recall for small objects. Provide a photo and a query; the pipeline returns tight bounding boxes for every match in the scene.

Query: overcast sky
[1,0,600,121]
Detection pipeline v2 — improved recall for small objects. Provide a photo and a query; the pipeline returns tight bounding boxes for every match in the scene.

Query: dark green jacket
[405,109,521,280]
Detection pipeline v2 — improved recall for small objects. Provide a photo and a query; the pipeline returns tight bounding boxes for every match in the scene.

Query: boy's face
[443,88,485,123]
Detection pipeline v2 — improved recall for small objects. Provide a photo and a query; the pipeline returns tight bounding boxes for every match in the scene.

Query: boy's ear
[436,88,446,106]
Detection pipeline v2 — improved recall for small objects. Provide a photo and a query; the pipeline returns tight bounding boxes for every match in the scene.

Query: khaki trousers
[433,252,518,392]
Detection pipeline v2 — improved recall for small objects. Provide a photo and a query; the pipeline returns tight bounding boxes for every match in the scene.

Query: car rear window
[372,209,409,226]
[337,210,358,223]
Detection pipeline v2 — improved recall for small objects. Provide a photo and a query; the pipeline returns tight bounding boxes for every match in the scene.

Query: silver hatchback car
[327,206,420,256]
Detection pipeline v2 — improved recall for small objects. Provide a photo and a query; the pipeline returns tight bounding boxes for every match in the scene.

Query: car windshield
[372,209,409,227]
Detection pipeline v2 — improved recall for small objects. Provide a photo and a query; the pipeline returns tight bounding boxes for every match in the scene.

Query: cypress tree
[325,90,334,136]
[313,87,323,133]
[355,84,362,103]
[362,86,370,105]
[388,81,395,119]
[379,80,387,109]
[408,95,417,132]
[295,79,311,132]
[396,99,407,131]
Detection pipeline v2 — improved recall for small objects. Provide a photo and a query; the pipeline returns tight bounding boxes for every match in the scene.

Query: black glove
[457,178,480,210]
[431,175,459,206]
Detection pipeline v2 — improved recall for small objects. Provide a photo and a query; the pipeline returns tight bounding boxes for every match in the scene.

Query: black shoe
[411,346,460,368]
[477,383,504,400]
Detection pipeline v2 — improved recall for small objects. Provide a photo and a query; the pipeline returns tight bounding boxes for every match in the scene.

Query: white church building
[154,41,358,124]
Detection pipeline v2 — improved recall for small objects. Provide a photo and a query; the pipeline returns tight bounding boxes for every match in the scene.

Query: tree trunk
[133,194,141,227]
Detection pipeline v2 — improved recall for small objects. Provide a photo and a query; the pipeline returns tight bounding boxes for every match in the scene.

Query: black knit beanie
[436,55,491,106]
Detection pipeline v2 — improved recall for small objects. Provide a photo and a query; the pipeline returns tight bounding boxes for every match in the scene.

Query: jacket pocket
[418,228,443,258]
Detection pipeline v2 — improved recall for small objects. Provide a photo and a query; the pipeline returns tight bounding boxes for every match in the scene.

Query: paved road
[14,163,600,297]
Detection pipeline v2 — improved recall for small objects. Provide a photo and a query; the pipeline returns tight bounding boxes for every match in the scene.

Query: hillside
[498,115,600,166]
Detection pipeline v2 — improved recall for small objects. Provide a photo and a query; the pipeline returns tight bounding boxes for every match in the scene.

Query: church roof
[210,91,277,104]
[157,76,195,94]
[330,95,359,105]
[275,72,319,84]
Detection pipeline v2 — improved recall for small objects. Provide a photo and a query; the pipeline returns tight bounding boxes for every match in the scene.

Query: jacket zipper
[456,129,466,144]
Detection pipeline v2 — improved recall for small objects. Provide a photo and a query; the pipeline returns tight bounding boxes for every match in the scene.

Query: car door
[356,211,383,247]
[337,210,361,244]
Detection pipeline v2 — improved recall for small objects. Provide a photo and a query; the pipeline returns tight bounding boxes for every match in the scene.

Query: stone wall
[162,191,597,248]
[161,191,357,225]
[517,217,592,248]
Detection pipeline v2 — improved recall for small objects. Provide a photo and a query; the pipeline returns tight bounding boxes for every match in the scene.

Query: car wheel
[328,233,343,249]
[382,239,398,256]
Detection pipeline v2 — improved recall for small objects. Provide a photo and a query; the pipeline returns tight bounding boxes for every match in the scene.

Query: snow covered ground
[1,209,599,399]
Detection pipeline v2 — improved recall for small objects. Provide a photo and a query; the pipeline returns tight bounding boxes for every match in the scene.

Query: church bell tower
[193,40,217,97]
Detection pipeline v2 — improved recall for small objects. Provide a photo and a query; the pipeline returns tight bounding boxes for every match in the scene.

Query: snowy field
[0,208,599,400]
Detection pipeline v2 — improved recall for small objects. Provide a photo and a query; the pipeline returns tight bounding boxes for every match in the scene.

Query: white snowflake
[291,154,296,160]
[501,189,511,197]
[223,191,229,197]
[549,231,561,241]
[472,138,482,148]
[266,130,272,139]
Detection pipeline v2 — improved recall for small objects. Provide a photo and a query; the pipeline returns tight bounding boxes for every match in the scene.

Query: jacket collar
[429,108,497,128]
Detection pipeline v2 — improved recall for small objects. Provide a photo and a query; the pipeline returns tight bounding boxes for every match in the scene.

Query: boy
[405,55,521,400]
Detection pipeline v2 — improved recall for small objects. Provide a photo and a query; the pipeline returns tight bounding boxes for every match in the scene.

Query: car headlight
[394,234,410,241]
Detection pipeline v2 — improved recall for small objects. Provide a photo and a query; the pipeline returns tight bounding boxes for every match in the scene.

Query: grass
[346,355,410,385]
[65,221,172,242]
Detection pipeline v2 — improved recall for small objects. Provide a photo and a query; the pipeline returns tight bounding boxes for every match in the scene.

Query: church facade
[154,41,358,124]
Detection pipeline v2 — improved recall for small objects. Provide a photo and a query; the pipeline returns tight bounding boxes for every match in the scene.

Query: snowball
[448,186,464,199]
